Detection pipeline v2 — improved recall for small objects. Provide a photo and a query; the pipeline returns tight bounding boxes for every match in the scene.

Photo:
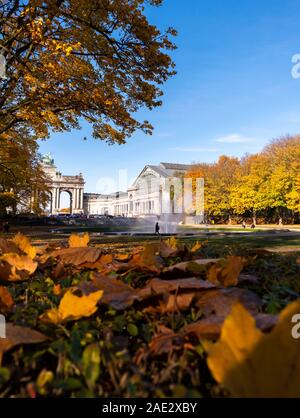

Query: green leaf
[82,343,101,390]
[127,323,138,337]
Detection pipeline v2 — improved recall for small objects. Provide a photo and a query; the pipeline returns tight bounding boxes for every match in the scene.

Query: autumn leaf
[204,301,300,397]
[0,286,14,312]
[50,247,102,267]
[149,325,183,356]
[12,233,36,259]
[40,288,103,324]
[165,258,220,277]
[130,243,166,273]
[191,241,202,253]
[0,324,48,364]
[194,287,262,318]
[68,232,90,248]
[207,256,246,287]
[0,237,21,256]
[89,273,140,310]
[0,253,38,281]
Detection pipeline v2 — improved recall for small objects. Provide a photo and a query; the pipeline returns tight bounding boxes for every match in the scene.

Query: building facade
[43,156,203,220]
[83,162,203,220]
[42,153,84,214]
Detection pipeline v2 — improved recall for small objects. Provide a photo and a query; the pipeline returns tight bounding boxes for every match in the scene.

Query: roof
[159,162,194,171]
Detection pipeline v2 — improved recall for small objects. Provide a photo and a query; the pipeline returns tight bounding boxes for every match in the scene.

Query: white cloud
[215,133,257,143]
[169,147,220,152]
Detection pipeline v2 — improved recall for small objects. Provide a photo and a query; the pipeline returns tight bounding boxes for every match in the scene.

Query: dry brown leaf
[0,285,14,312]
[138,277,215,300]
[0,253,38,281]
[149,325,182,356]
[89,272,140,310]
[130,243,166,273]
[0,324,48,364]
[50,247,102,267]
[0,237,21,255]
[144,292,195,314]
[165,258,221,277]
[11,233,36,259]
[205,301,300,397]
[207,256,246,287]
[182,312,277,342]
[68,232,90,247]
[194,287,262,318]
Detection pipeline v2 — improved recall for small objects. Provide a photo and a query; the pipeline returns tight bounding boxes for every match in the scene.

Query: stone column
[79,188,83,212]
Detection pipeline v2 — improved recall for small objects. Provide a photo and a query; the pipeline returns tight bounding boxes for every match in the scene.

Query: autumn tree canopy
[187,135,300,224]
[0,0,176,144]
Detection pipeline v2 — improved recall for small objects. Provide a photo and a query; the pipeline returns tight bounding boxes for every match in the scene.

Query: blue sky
[39,0,300,198]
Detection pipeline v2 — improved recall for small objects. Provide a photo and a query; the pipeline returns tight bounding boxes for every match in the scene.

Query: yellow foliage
[40,288,103,324]
[12,233,36,259]
[68,232,90,248]
[207,256,245,287]
[0,253,37,281]
[205,301,300,397]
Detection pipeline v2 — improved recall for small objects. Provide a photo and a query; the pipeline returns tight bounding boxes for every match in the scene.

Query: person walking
[155,221,160,235]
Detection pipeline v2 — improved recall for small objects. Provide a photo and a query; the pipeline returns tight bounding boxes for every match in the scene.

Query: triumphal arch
[42,153,84,215]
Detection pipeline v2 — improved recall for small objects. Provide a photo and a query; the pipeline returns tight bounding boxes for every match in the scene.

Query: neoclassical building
[42,153,85,214]
[43,156,203,220]
[83,162,203,219]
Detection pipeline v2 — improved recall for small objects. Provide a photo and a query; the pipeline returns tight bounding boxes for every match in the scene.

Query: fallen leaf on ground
[138,277,215,300]
[0,253,38,281]
[182,312,277,341]
[149,325,183,356]
[204,301,300,397]
[144,292,195,314]
[40,287,103,324]
[50,247,102,267]
[0,237,21,255]
[207,256,246,287]
[165,259,221,277]
[12,233,36,259]
[0,324,48,364]
[89,272,140,310]
[68,232,90,248]
[194,287,262,317]
[0,286,14,312]
[130,243,166,273]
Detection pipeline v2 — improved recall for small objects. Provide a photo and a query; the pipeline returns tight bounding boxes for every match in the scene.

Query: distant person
[278,217,283,226]
[155,222,160,235]
[242,221,246,229]
[3,221,9,233]
[250,222,256,229]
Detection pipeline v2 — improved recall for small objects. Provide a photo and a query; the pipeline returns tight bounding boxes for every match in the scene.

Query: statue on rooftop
[41,152,54,166]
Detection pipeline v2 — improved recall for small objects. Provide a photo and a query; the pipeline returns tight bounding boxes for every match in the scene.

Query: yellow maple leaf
[205,301,300,397]
[12,233,36,259]
[40,288,103,324]
[0,253,38,281]
[68,232,90,248]
[207,256,245,287]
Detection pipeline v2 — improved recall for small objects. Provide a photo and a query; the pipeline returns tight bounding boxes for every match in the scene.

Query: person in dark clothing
[3,221,9,233]
[155,222,160,235]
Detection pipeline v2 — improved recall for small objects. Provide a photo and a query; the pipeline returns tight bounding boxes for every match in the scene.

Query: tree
[0,0,176,144]
[0,132,49,215]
